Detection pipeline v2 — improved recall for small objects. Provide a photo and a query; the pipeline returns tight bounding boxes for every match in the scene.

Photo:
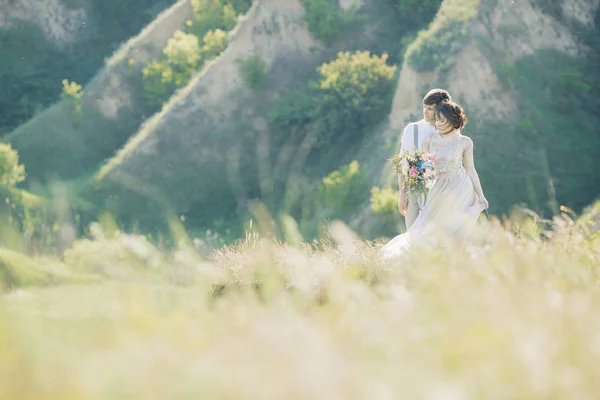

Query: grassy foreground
[0,203,599,398]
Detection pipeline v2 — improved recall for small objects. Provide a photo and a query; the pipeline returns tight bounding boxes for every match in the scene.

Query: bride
[380,100,488,259]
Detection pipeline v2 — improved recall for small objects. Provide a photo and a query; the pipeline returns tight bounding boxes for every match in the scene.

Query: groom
[397,88,451,229]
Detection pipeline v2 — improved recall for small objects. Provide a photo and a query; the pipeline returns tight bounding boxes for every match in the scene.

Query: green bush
[405,0,479,72]
[61,79,84,115]
[142,30,202,107]
[163,30,203,88]
[369,186,398,214]
[142,0,250,108]
[0,143,26,187]
[318,51,396,113]
[319,161,368,219]
[239,56,267,89]
[369,186,403,237]
[285,161,369,239]
[396,0,443,24]
[60,80,83,100]
[300,0,353,45]
[189,0,239,39]
[406,22,469,72]
[163,30,202,70]
[0,184,64,254]
[201,29,229,58]
[316,51,396,142]
[364,0,443,66]
[0,249,49,291]
[142,60,177,109]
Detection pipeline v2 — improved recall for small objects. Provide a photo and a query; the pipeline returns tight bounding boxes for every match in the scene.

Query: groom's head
[422,89,451,124]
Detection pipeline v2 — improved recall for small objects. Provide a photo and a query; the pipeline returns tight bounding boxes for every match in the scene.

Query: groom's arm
[397,124,413,211]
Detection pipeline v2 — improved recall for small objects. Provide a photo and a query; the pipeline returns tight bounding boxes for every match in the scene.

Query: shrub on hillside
[0,143,26,187]
[369,186,398,215]
[407,22,469,72]
[163,30,202,66]
[301,0,353,45]
[396,0,443,24]
[201,29,229,58]
[142,0,250,109]
[316,51,396,142]
[285,161,369,239]
[368,186,402,237]
[239,56,267,89]
[319,161,369,220]
[60,79,84,115]
[142,30,202,107]
[189,0,239,39]
[142,60,177,109]
[405,0,479,72]
[163,30,203,85]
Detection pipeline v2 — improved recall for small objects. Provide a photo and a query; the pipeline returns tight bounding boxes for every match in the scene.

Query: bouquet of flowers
[391,149,436,195]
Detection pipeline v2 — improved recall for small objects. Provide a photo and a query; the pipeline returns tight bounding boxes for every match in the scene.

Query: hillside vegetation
[0,0,598,245]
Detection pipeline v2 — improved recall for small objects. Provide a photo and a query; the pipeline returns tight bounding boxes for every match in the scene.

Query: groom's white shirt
[400,119,436,153]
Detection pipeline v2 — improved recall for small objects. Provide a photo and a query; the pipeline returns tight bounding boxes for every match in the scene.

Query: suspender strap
[413,123,419,151]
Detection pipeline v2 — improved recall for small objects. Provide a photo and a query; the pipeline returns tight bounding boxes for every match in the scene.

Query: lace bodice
[425,132,473,178]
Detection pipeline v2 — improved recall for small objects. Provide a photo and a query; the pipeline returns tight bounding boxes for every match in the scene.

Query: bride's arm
[463,138,488,207]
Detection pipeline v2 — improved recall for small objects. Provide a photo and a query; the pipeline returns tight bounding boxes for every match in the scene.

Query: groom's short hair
[423,89,451,106]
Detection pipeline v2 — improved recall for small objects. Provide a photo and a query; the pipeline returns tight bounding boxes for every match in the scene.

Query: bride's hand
[480,196,489,209]
[398,196,408,216]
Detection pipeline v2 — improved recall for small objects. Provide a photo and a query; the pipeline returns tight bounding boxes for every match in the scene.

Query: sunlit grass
[0,202,599,398]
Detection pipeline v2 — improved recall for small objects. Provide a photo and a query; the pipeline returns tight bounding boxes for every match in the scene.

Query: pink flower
[409,166,418,177]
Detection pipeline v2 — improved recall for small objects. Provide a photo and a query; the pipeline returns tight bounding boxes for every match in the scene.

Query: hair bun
[436,100,468,130]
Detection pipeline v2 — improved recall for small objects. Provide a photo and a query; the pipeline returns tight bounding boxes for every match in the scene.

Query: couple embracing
[380,89,489,259]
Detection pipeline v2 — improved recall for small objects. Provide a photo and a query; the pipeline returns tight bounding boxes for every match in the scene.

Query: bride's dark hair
[436,100,468,130]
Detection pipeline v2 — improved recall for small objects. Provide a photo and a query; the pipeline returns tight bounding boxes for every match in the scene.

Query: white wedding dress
[380,132,485,259]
